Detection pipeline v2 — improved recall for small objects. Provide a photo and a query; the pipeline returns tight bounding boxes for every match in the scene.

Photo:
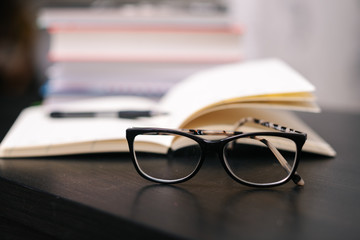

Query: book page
[0,96,166,158]
[159,59,316,127]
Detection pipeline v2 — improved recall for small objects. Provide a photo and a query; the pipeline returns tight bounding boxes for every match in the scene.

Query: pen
[49,110,167,119]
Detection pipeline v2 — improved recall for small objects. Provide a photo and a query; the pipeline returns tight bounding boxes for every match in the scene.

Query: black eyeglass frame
[126,124,307,188]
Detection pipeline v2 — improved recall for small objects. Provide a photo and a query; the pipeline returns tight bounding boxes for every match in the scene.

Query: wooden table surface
[1,96,360,240]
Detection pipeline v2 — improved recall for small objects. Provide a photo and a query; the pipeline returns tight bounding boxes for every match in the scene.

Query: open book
[0,59,336,158]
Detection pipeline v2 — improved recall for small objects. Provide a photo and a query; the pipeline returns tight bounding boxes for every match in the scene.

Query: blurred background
[0,0,359,112]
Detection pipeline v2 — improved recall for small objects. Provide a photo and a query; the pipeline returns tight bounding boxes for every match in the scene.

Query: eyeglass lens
[223,135,296,184]
[133,133,202,182]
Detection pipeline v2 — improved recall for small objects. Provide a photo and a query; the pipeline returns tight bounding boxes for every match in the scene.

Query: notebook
[0,59,336,158]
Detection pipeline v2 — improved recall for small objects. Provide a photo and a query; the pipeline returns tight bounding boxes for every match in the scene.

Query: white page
[0,96,168,157]
[0,106,145,148]
[159,59,316,127]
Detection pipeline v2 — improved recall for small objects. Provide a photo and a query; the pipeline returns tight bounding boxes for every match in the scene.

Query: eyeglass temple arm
[184,118,305,136]
[233,117,305,134]
[253,136,305,186]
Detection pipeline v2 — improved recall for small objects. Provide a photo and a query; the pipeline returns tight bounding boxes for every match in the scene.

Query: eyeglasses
[126,117,307,187]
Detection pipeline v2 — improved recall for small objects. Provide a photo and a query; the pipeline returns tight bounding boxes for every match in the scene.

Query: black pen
[49,110,167,119]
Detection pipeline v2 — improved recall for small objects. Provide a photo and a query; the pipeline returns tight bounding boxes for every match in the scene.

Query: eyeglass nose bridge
[199,139,243,181]
[200,138,227,158]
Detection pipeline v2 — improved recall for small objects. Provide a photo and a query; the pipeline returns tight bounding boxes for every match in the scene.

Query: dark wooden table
[1,95,360,240]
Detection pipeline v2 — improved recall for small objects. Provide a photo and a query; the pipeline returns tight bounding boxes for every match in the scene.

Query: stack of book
[38,1,244,99]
